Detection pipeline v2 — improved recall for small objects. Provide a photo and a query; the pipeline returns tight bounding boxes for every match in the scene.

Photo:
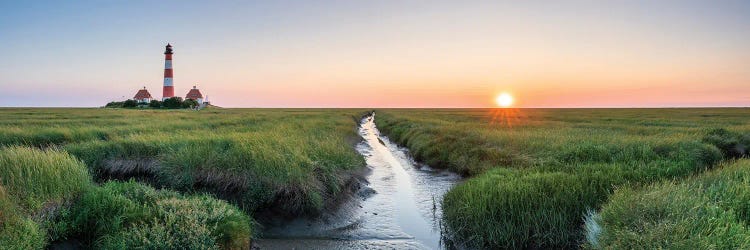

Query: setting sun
[496,93,514,107]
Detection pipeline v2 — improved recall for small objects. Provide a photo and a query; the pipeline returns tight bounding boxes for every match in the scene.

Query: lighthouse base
[162,86,175,100]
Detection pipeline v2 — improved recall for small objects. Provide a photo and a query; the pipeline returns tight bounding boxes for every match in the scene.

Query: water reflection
[255,114,461,249]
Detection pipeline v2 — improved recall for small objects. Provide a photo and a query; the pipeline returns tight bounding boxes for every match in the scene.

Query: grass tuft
[61,181,253,249]
[591,160,750,249]
[0,146,91,213]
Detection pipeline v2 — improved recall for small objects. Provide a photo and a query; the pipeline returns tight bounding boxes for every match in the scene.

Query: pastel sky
[1,1,748,107]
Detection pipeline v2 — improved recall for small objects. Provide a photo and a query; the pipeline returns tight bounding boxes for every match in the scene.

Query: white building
[133,87,153,103]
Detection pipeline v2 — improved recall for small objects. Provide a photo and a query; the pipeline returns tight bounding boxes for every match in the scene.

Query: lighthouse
[162,43,174,100]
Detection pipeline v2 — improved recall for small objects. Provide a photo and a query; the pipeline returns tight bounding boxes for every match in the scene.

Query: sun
[495,93,514,107]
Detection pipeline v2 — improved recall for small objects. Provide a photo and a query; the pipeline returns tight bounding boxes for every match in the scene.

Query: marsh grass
[0,145,252,249]
[591,160,750,249]
[0,108,366,248]
[0,108,366,217]
[0,146,91,213]
[0,185,46,250]
[8,107,746,248]
[0,147,91,249]
[375,108,749,248]
[63,181,253,249]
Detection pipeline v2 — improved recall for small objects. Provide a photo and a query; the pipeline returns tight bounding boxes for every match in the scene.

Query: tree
[162,97,183,109]
[122,99,138,108]
[105,101,124,108]
[149,100,162,108]
[182,99,199,109]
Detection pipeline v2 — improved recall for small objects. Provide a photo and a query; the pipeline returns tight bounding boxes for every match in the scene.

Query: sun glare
[496,93,514,107]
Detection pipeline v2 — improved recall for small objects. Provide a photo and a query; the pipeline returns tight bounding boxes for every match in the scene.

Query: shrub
[182,99,199,108]
[104,101,124,108]
[122,99,137,108]
[149,100,162,108]
[162,97,184,109]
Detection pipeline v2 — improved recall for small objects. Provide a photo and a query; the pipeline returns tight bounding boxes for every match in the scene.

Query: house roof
[134,87,152,99]
[186,86,203,100]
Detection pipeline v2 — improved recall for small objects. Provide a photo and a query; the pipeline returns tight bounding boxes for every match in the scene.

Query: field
[375,108,750,248]
[0,108,366,248]
[2,107,749,249]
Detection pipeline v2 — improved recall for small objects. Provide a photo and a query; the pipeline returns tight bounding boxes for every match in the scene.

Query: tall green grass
[8,107,745,247]
[590,160,750,249]
[0,146,91,212]
[0,147,91,249]
[0,108,366,247]
[0,108,366,216]
[0,185,46,250]
[376,108,749,248]
[0,146,252,249]
[61,181,253,249]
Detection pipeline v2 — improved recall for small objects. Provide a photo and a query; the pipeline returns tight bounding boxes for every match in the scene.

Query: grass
[589,159,750,249]
[0,108,366,215]
[0,146,91,249]
[0,146,252,249]
[0,108,366,247]
[0,146,91,213]
[375,108,749,248]
[62,181,253,249]
[0,185,46,250]
[4,107,748,248]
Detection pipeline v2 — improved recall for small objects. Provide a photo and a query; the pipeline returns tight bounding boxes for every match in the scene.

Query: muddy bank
[96,158,163,187]
[255,114,461,249]
[253,168,370,221]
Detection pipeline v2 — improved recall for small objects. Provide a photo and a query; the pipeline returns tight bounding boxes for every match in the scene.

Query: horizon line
[1,106,748,109]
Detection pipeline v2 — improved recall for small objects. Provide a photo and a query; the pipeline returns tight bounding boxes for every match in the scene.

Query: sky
[0,0,748,107]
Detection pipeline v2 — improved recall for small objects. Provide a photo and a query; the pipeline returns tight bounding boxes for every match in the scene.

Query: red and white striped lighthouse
[162,43,174,100]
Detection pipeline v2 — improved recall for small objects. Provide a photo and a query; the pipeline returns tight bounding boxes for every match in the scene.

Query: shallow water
[255,115,461,249]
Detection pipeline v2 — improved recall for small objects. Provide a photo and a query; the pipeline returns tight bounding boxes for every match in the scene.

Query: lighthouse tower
[162,43,174,100]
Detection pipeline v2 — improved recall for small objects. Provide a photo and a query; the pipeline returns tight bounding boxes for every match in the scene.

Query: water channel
[255,114,461,249]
